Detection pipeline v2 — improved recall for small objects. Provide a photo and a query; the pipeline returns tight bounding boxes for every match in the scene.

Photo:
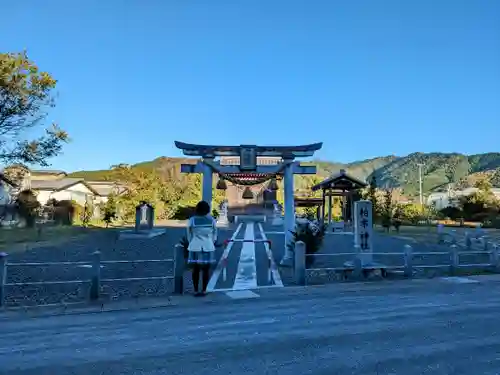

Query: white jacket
[186,215,217,252]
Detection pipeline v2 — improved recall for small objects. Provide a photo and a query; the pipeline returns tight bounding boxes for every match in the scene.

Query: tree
[102,194,117,228]
[475,178,493,196]
[381,189,393,230]
[459,178,499,221]
[367,176,379,220]
[0,51,68,165]
[16,189,40,228]
[80,200,93,227]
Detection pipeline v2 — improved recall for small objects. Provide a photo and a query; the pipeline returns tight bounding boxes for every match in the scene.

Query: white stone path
[207,221,283,299]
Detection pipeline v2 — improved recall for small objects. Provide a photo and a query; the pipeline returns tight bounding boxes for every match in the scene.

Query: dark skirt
[187,250,216,265]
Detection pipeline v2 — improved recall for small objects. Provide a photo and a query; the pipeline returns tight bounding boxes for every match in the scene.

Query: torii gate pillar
[174,141,323,267]
[282,157,295,266]
[202,157,214,210]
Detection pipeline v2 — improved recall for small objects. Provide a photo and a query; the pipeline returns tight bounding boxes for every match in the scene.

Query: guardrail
[293,240,500,286]
[0,246,186,308]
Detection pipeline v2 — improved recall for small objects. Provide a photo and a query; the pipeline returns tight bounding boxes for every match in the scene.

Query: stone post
[202,157,214,210]
[403,244,413,278]
[0,252,7,308]
[475,225,483,239]
[464,231,472,250]
[174,244,185,294]
[148,205,155,230]
[135,204,141,231]
[294,241,306,286]
[450,230,457,245]
[482,236,488,252]
[449,244,459,276]
[437,224,444,244]
[490,244,499,272]
[353,256,363,279]
[90,250,101,301]
[281,159,295,266]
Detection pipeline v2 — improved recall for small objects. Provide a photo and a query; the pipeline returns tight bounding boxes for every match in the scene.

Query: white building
[427,187,500,210]
[85,181,128,204]
[30,178,100,206]
[1,167,127,207]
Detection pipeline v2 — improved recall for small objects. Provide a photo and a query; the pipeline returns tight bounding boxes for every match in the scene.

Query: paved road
[2,278,500,374]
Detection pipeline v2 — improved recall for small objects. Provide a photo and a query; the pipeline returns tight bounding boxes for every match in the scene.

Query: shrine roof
[174,141,322,157]
[311,169,368,191]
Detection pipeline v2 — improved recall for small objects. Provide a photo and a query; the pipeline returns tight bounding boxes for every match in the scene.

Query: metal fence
[0,246,186,308]
[293,235,500,285]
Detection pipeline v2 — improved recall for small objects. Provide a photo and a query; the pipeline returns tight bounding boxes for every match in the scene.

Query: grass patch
[0,225,98,251]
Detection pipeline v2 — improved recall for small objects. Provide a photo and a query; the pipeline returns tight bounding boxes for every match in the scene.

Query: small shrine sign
[354,200,373,265]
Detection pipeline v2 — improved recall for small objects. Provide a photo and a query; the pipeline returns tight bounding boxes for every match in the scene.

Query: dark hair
[194,200,210,216]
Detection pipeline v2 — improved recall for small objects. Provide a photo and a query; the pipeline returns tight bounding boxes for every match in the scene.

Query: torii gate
[175,141,322,266]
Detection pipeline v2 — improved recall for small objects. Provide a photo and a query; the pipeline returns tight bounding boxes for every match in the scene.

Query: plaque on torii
[175,141,323,266]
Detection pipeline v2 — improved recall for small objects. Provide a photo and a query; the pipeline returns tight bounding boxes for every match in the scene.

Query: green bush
[173,205,196,220]
[482,216,500,229]
[288,222,326,268]
[53,200,82,225]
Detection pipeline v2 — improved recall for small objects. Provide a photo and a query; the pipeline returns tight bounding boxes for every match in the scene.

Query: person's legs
[201,264,210,293]
[192,264,200,294]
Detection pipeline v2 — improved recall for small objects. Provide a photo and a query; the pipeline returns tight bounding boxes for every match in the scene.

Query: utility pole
[417,163,424,208]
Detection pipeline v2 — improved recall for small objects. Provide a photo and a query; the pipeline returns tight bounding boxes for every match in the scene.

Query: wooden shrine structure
[294,197,324,221]
[175,141,322,266]
[311,169,367,225]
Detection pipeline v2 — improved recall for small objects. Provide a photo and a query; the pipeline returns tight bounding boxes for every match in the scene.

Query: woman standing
[186,200,217,296]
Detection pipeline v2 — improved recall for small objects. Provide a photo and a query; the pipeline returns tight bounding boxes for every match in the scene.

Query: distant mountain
[67,152,500,198]
[370,152,500,196]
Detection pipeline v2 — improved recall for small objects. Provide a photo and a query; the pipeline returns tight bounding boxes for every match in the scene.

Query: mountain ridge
[67,152,500,197]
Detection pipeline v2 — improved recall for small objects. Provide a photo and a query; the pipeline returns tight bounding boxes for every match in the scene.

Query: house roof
[30,178,100,195]
[87,184,127,197]
[311,169,368,191]
[85,181,128,196]
[30,169,67,176]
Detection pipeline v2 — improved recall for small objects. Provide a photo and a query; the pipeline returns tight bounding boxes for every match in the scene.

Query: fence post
[482,236,489,252]
[174,244,185,294]
[449,244,459,276]
[294,241,306,286]
[450,230,457,245]
[403,245,413,278]
[437,224,444,244]
[490,244,499,272]
[464,231,472,250]
[353,256,363,279]
[0,252,7,308]
[90,250,101,301]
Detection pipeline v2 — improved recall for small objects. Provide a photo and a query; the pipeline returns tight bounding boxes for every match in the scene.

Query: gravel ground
[3,226,233,307]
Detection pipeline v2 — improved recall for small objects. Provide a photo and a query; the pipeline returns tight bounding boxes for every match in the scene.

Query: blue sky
[1,0,499,172]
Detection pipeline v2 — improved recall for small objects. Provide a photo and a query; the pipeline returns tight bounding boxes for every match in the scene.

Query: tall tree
[367,176,378,219]
[0,51,68,166]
